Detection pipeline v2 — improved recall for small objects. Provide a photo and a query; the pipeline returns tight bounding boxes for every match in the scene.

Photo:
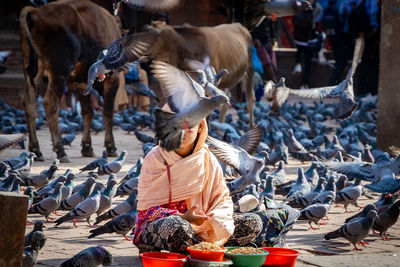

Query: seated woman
[134,116,298,253]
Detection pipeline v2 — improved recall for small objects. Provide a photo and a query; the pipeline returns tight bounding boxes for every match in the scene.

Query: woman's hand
[178,205,210,226]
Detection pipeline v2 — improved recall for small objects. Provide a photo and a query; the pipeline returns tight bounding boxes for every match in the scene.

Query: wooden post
[0,192,28,267]
[377,1,400,150]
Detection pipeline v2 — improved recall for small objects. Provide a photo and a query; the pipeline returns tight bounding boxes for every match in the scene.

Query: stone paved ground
[1,123,399,266]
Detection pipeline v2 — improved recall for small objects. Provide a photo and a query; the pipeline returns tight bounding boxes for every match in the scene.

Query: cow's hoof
[81,149,95,157]
[31,150,44,161]
[59,157,71,163]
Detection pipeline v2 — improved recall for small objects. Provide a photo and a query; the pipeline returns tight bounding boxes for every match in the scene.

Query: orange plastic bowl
[187,247,227,262]
[140,252,188,267]
[260,247,300,267]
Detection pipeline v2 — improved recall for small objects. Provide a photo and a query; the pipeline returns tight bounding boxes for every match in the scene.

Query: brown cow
[87,22,256,126]
[19,0,121,162]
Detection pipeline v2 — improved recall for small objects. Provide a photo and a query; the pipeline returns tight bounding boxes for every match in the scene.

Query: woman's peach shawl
[137,120,234,245]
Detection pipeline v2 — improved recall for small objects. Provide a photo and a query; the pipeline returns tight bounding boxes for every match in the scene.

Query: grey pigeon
[24,186,35,211]
[308,175,336,206]
[22,231,46,267]
[244,0,312,30]
[60,246,112,267]
[0,133,24,151]
[59,177,96,210]
[365,168,400,194]
[24,220,46,248]
[260,176,275,200]
[335,178,363,212]
[273,35,365,119]
[97,179,118,216]
[287,177,325,209]
[324,210,378,250]
[72,174,99,194]
[95,151,127,176]
[94,193,137,225]
[88,200,138,240]
[24,164,58,188]
[372,200,400,241]
[206,136,265,194]
[269,160,286,185]
[3,152,27,169]
[115,175,139,197]
[34,175,66,200]
[126,82,159,101]
[298,195,334,229]
[79,150,108,173]
[28,182,63,222]
[119,157,142,184]
[55,182,104,227]
[12,152,36,178]
[152,61,229,151]
[286,168,311,200]
[0,173,23,192]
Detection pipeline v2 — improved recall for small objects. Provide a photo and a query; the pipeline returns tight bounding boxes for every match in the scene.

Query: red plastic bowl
[140,252,188,267]
[260,247,300,267]
[187,247,227,262]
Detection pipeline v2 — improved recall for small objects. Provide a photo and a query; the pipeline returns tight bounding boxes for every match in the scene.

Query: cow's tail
[19,6,38,52]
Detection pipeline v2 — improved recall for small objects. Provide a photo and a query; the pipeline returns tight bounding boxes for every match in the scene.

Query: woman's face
[179,124,200,148]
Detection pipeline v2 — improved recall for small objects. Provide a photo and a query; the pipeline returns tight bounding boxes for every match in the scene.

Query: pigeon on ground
[12,152,36,178]
[94,193,137,225]
[0,133,25,152]
[59,177,96,210]
[55,182,104,227]
[94,151,127,176]
[260,176,275,200]
[79,150,108,173]
[3,152,27,169]
[72,174,99,194]
[269,160,286,185]
[24,186,35,211]
[372,200,400,241]
[24,221,46,248]
[119,157,142,184]
[0,173,23,192]
[88,203,137,240]
[22,231,46,267]
[335,175,350,192]
[115,175,139,197]
[286,168,311,200]
[97,179,118,216]
[206,136,265,194]
[324,210,378,250]
[61,130,76,146]
[60,246,112,267]
[134,129,155,143]
[24,164,58,188]
[244,0,312,31]
[34,175,66,200]
[152,61,229,151]
[298,195,334,229]
[308,176,336,206]
[287,177,325,209]
[28,182,63,222]
[335,178,363,212]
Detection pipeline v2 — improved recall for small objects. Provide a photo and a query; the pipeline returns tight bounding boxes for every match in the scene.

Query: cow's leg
[78,93,95,157]
[23,84,43,161]
[245,66,256,127]
[103,75,119,157]
[43,81,68,162]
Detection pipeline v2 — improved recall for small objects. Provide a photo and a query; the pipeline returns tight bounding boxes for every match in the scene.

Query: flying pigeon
[152,61,229,151]
[28,182,64,222]
[0,133,25,152]
[365,168,400,194]
[244,0,312,31]
[324,210,378,250]
[94,151,127,176]
[60,246,112,267]
[206,136,265,194]
[55,182,104,227]
[79,151,108,173]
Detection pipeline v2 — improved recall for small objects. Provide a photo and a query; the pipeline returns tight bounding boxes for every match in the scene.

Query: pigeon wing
[206,136,242,172]
[151,60,204,113]
[324,161,375,181]
[0,134,24,151]
[232,124,263,155]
